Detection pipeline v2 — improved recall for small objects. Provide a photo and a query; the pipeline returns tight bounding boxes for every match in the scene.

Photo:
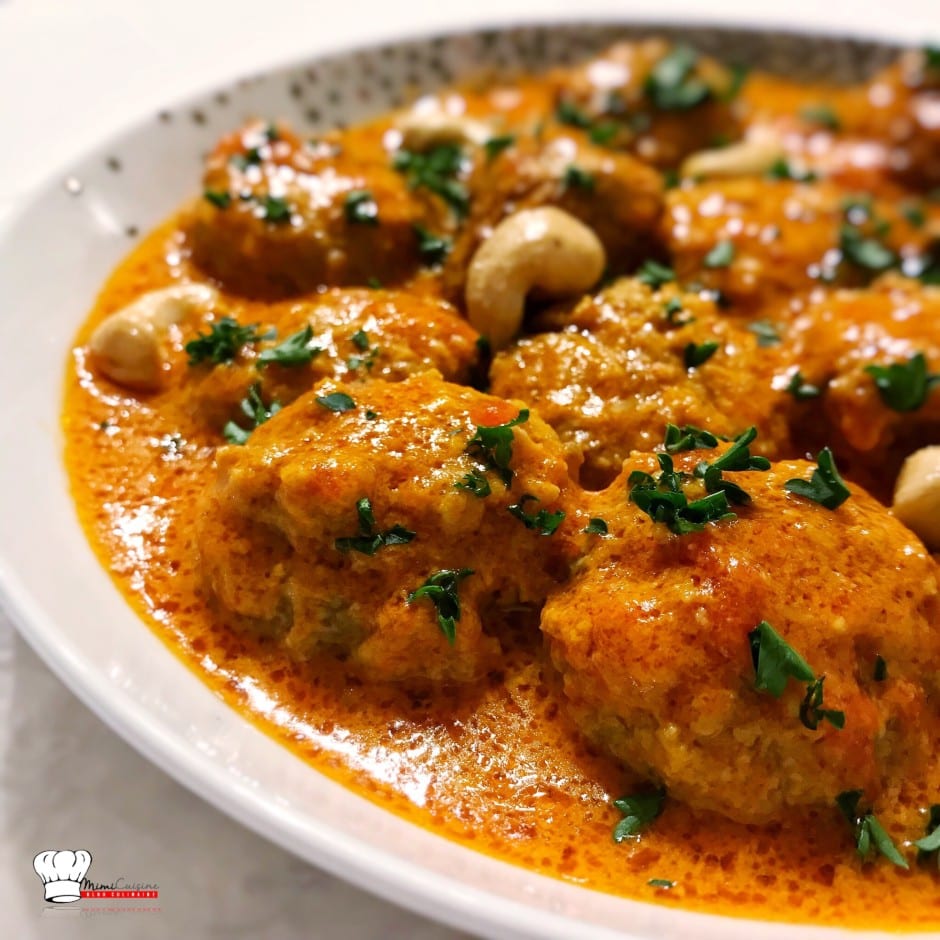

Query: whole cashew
[397,110,492,151]
[680,129,785,180]
[89,284,218,391]
[893,446,940,550]
[465,207,606,349]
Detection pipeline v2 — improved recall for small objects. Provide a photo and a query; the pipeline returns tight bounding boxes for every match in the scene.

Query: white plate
[0,21,933,940]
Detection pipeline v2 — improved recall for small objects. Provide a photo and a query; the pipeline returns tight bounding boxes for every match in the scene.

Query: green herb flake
[684,340,719,368]
[786,370,823,401]
[555,99,592,128]
[454,471,492,498]
[901,203,926,229]
[464,409,529,487]
[864,352,940,412]
[663,423,719,453]
[334,496,416,556]
[507,495,565,536]
[926,45,940,70]
[638,260,676,289]
[766,158,818,183]
[367,276,383,289]
[873,655,888,682]
[648,879,676,889]
[407,568,475,643]
[222,383,281,444]
[612,789,665,843]
[589,122,620,146]
[563,164,595,192]
[836,791,909,869]
[748,620,815,698]
[915,805,940,866]
[663,296,693,326]
[748,320,781,347]
[802,105,841,131]
[483,134,516,160]
[704,239,735,268]
[260,195,292,224]
[799,676,846,730]
[186,317,270,365]
[257,324,321,367]
[204,189,232,209]
[583,517,609,535]
[839,224,897,272]
[413,224,452,266]
[315,391,357,413]
[645,45,711,111]
[344,189,379,225]
[393,145,469,217]
[784,446,851,510]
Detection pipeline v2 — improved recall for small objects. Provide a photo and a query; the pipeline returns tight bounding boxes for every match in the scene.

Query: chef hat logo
[32,850,92,903]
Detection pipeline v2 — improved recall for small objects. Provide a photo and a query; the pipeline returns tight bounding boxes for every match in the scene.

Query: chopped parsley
[351,329,369,350]
[704,239,735,268]
[260,195,292,224]
[257,324,321,367]
[315,391,357,412]
[766,159,818,183]
[786,370,823,400]
[347,329,379,371]
[748,620,815,698]
[637,260,676,289]
[901,203,926,229]
[663,423,719,453]
[344,189,379,225]
[784,447,851,510]
[454,471,492,498]
[555,99,592,128]
[802,104,841,131]
[229,148,262,171]
[629,453,735,535]
[873,655,888,682]
[407,568,474,643]
[507,495,565,535]
[222,383,281,444]
[688,426,770,507]
[589,122,620,146]
[663,297,693,326]
[204,189,232,209]
[413,224,452,266]
[836,791,908,868]
[839,224,896,272]
[186,317,270,365]
[648,879,676,889]
[645,45,711,111]
[684,341,719,368]
[334,496,415,556]
[464,409,529,487]
[915,805,940,867]
[393,144,469,217]
[748,320,780,347]
[864,352,940,412]
[583,517,608,535]
[799,676,846,730]
[612,789,665,842]
[483,134,516,160]
[563,164,595,192]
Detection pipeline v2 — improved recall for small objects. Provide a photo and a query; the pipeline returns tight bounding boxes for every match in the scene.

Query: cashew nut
[465,207,606,348]
[680,129,785,180]
[89,284,218,391]
[397,108,492,151]
[893,446,940,550]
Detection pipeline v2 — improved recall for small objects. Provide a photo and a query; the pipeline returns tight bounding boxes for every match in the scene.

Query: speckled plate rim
[0,14,937,940]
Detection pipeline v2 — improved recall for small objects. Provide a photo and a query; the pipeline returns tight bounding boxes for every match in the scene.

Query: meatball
[661,178,934,314]
[187,120,443,296]
[442,133,663,302]
[489,278,795,488]
[541,444,940,824]
[196,371,580,685]
[183,288,481,431]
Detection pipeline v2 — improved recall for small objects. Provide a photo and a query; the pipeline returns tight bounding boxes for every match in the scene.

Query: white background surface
[0,1,936,938]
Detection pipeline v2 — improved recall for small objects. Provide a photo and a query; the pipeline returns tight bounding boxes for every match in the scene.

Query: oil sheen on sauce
[62,218,940,930]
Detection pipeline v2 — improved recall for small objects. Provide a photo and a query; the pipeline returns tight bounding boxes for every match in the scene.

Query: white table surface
[1,1,936,937]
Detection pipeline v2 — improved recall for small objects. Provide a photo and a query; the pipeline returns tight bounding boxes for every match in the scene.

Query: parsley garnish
[784,447,851,510]
[748,620,815,697]
[583,517,608,535]
[351,329,369,350]
[589,122,620,146]
[645,45,711,111]
[873,655,888,682]
[555,100,592,128]
[684,341,719,368]
[413,224,452,266]
[464,409,529,487]
[629,454,735,535]
[637,260,675,289]
[839,224,896,272]
[704,239,735,268]
[454,471,492,498]
[483,134,516,160]
[799,676,846,730]
[260,195,292,224]
[316,391,357,412]
[748,320,780,347]
[334,496,415,555]
[766,159,817,183]
[927,45,940,70]
[563,164,595,192]
[864,353,940,412]
[347,329,379,371]
[257,325,321,367]
[663,423,719,453]
[229,148,262,171]
[612,789,665,842]
[393,145,469,217]
[344,189,379,225]
[663,297,693,326]
[836,791,908,868]
[223,383,281,444]
[786,370,822,400]
[407,568,474,643]
[507,495,565,535]
[186,317,269,365]
[648,879,676,889]
[915,805,940,867]
[689,427,770,507]
[802,105,841,130]
[204,189,232,209]
[901,203,926,228]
